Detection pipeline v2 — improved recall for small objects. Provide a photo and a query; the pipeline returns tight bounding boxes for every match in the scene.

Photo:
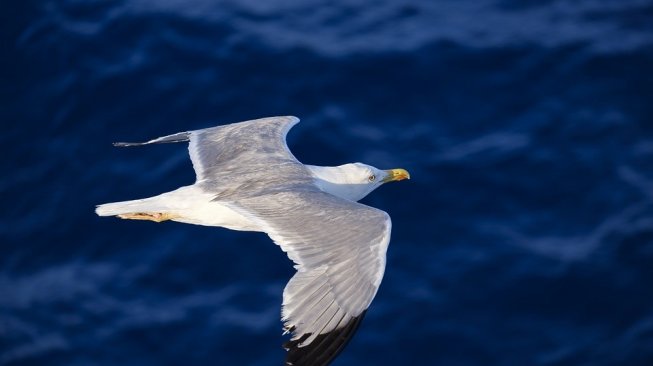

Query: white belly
[173,200,261,231]
[163,185,262,232]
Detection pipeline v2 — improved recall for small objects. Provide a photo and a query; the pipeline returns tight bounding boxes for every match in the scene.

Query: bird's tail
[96,196,161,216]
[95,191,185,222]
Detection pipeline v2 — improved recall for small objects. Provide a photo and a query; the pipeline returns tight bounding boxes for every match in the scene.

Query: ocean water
[2,0,653,365]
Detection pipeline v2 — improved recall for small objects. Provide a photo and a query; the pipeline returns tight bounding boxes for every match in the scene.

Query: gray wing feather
[188,116,314,199]
[228,190,392,346]
[114,116,311,200]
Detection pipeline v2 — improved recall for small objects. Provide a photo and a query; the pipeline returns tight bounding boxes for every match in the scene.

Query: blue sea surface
[2,0,653,365]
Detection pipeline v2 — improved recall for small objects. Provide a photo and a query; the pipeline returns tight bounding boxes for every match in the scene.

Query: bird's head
[308,163,410,202]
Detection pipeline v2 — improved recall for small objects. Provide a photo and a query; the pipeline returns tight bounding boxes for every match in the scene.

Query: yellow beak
[382,168,411,183]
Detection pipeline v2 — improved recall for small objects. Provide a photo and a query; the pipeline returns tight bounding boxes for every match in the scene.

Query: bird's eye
[368,174,376,182]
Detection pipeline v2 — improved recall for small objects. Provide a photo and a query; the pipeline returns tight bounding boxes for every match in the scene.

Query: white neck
[306,165,374,202]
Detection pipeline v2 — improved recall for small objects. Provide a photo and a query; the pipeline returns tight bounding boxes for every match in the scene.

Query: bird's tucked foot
[117,212,177,222]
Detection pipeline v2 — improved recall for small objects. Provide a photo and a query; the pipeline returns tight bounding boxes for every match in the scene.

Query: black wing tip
[113,142,141,147]
[283,311,367,366]
[112,131,191,147]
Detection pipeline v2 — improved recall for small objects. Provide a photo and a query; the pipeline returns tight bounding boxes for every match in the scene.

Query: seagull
[95,116,410,366]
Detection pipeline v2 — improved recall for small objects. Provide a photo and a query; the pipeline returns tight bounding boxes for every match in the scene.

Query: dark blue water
[3,0,653,365]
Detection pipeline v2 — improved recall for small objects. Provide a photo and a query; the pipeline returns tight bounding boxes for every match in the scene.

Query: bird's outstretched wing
[114,116,313,199]
[228,190,392,366]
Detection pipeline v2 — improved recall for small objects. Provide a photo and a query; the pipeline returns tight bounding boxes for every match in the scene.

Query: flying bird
[95,116,410,366]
